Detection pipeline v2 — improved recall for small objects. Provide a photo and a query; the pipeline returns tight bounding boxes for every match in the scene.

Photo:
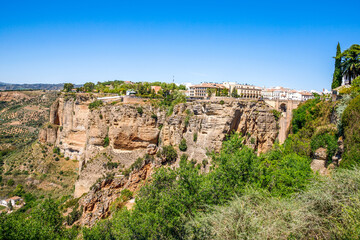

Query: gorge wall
[39,94,279,198]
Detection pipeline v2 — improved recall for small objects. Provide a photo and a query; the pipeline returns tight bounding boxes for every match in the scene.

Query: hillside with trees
[0,44,360,239]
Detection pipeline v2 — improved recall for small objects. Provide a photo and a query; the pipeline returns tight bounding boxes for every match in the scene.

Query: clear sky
[0,0,359,91]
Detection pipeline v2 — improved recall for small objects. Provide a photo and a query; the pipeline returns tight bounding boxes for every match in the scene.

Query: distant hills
[0,82,81,91]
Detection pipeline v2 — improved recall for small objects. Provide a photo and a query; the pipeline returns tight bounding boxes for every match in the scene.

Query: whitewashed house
[0,196,22,207]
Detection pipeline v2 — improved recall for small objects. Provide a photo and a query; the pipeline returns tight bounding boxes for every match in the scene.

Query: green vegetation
[0,198,78,239]
[339,44,360,84]
[7,179,14,186]
[341,95,360,167]
[136,106,143,115]
[83,133,313,239]
[110,189,134,212]
[105,161,119,170]
[272,109,281,121]
[95,80,185,96]
[231,88,239,98]
[159,145,177,163]
[88,100,103,110]
[122,155,154,177]
[83,82,95,92]
[103,136,110,147]
[151,113,157,120]
[187,168,360,239]
[1,82,360,239]
[310,132,338,160]
[179,138,187,151]
[332,42,342,89]
[193,132,198,142]
[63,83,74,92]
[53,147,60,155]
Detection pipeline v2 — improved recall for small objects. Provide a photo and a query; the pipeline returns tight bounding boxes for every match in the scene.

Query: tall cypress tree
[332,42,342,89]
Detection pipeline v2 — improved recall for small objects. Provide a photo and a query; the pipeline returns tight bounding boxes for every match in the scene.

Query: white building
[188,83,225,98]
[299,91,314,101]
[262,87,314,101]
[223,82,262,99]
[0,196,22,207]
[126,90,137,96]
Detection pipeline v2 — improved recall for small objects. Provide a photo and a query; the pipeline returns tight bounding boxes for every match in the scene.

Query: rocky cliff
[40,95,279,198]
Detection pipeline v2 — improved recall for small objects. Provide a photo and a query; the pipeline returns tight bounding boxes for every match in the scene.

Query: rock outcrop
[310,138,344,175]
[40,95,279,198]
[78,162,152,226]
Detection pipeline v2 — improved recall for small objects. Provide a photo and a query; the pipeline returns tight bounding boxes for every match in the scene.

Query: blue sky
[0,0,359,91]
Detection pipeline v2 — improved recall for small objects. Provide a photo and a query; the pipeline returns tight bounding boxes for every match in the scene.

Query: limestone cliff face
[40,95,278,198]
[160,101,278,161]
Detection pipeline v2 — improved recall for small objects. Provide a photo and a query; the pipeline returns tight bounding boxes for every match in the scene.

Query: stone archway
[279,103,287,112]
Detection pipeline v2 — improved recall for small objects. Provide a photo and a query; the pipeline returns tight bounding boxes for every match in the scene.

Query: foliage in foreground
[83,134,313,240]
[0,198,78,240]
[187,167,360,239]
[341,95,360,167]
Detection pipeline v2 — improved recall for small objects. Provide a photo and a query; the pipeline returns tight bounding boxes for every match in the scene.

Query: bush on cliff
[88,100,103,110]
[341,95,360,167]
[179,138,187,152]
[160,145,178,163]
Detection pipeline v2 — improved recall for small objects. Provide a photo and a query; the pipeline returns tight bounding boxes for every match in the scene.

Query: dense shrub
[53,147,60,155]
[187,167,360,239]
[179,138,187,151]
[341,95,360,167]
[310,132,338,160]
[105,161,119,170]
[160,145,178,163]
[7,179,15,186]
[136,107,143,115]
[272,109,281,121]
[0,198,78,239]
[66,205,83,226]
[291,98,335,135]
[88,100,103,110]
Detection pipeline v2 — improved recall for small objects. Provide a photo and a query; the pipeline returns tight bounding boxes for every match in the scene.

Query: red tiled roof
[9,196,21,200]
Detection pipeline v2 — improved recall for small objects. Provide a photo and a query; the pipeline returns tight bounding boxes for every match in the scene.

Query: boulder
[147,144,157,155]
[314,148,327,160]
[311,159,327,174]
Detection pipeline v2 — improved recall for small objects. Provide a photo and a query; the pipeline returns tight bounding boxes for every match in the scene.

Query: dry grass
[186,167,360,239]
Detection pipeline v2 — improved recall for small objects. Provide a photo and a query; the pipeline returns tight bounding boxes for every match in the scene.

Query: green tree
[332,42,342,89]
[207,88,213,97]
[231,88,239,98]
[63,83,74,92]
[340,44,360,85]
[12,184,25,197]
[221,88,229,96]
[83,82,95,92]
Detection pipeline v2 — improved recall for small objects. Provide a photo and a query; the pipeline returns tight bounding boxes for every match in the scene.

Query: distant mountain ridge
[0,82,82,91]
